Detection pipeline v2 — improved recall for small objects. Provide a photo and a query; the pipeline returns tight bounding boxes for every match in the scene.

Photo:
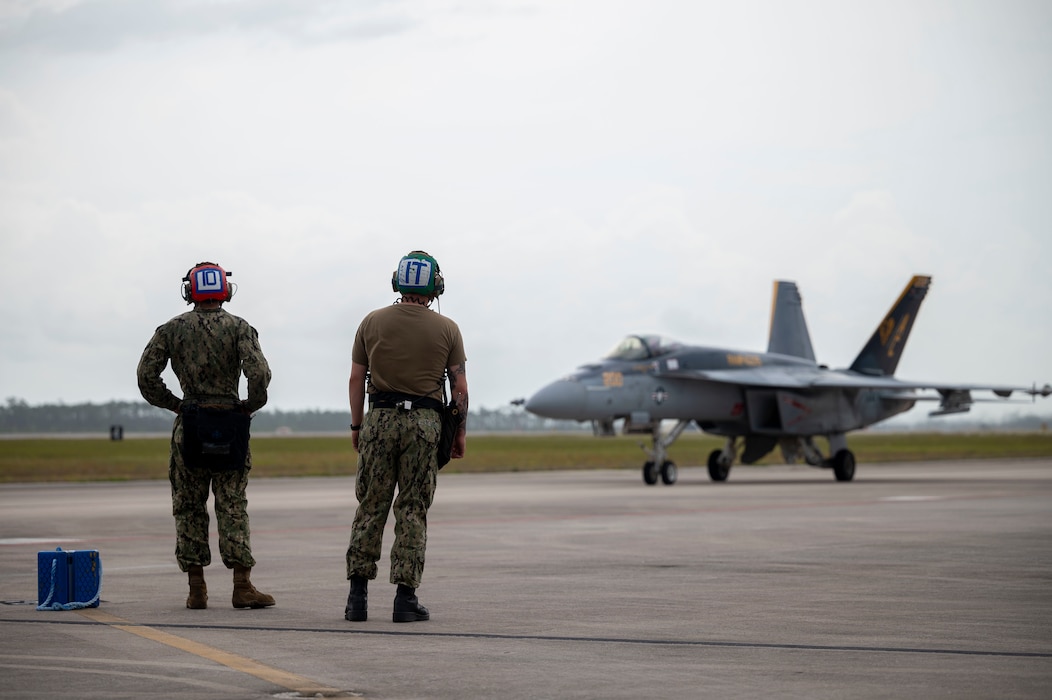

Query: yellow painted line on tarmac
[77,608,353,698]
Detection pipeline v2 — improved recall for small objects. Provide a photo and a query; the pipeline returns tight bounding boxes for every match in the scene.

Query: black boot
[345,575,368,622]
[393,584,429,622]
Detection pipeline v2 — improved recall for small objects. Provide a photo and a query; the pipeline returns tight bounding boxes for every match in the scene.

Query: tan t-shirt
[352,303,467,402]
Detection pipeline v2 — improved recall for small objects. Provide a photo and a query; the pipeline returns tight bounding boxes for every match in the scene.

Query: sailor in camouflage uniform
[345,251,468,622]
[137,261,276,610]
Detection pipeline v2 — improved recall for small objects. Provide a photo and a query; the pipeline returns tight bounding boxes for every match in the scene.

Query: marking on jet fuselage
[726,353,761,367]
[780,395,812,427]
[602,372,623,387]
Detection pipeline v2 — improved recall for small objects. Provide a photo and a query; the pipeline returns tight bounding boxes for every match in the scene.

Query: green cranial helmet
[391,250,444,297]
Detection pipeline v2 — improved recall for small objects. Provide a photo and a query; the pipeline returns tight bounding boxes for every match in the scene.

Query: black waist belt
[183,397,241,408]
[369,393,442,411]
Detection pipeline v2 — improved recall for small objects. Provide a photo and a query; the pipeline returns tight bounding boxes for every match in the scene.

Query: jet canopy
[603,334,683,361]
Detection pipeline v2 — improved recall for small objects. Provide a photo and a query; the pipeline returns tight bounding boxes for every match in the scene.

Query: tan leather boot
[232,564,275,609]
[186,565,207,609]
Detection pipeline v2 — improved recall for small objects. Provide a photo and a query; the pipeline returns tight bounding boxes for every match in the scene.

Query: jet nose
[525,379,587,419]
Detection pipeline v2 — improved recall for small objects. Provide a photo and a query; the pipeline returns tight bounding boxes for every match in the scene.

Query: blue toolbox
[37,548,102,610]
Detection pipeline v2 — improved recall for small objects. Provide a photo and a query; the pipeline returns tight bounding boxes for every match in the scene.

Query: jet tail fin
[849,275,932,376]
[767,281,816,361]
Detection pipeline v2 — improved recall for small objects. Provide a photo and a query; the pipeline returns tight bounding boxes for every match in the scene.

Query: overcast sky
[1,0,1050,426]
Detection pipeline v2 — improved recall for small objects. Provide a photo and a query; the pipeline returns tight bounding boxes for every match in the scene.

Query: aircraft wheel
[707,449,731,482]
[660,460,677,485]
[832,449,856,482]
[642,461,659,485]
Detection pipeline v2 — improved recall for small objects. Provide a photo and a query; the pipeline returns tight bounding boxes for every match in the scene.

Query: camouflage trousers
[169,415,256,572]
[346,407,439,588]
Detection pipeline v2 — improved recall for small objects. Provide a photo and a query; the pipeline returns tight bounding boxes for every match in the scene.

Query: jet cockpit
[604,335,683,362]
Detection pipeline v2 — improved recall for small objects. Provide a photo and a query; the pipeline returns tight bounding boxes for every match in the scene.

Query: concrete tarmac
[1,459,1051,699]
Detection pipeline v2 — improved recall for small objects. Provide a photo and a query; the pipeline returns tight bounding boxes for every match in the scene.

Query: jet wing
[658,367,816,388]
[659,367,1050,398]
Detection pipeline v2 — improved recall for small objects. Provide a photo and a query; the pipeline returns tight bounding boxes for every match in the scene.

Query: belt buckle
[401,400,412,410]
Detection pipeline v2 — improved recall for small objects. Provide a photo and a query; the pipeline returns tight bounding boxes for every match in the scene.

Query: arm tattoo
[448,363,468,417]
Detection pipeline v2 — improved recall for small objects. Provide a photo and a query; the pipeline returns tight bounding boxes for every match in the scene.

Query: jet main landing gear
[828,449,856,481]
[796,435,857,482]
[706,436,737,482]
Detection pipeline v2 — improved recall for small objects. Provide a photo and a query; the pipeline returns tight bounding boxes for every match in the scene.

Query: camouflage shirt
[137,306,271,413]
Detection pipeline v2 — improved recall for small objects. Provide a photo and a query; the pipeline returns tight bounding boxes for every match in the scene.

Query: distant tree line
[3,398,1047,436]
[0,398,587,435]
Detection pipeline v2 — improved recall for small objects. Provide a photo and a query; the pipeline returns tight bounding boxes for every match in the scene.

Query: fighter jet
[525,276,1050,484]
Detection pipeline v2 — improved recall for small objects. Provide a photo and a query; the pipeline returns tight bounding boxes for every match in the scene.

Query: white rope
[36,549,102,611]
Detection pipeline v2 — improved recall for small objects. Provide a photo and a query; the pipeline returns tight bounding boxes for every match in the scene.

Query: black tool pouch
[180,404,250,471]
[437,400,464,470]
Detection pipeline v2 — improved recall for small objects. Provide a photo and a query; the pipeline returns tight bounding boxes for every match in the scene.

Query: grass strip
[1,431,1051,483]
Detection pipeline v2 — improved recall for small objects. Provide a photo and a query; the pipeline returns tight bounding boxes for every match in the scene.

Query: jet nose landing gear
[640,420,691,486]
[642,460,677,485]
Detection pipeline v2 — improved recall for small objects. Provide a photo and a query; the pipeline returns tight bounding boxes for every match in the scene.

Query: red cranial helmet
[181,262,233,304]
